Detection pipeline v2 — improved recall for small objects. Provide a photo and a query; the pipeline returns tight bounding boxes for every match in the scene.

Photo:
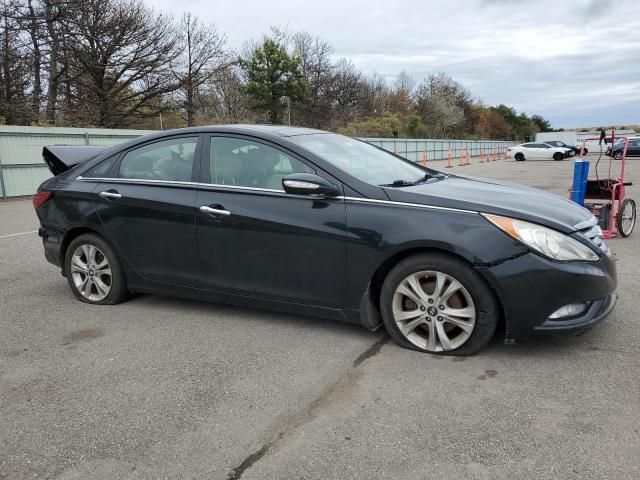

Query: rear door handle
[99,191,122,200]
[199,205,231,216]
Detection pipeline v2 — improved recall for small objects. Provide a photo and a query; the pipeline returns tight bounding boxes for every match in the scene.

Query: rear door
[628,140,640,156]
[93,135,203,287]
[195,134,348,308]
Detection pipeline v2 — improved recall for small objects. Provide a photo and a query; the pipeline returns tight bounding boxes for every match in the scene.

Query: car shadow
[121,293,610,359]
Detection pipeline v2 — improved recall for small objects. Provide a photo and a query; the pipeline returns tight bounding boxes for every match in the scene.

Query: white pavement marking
[0,230,38,239]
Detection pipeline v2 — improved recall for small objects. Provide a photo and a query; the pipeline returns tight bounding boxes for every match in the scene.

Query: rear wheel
[514,152,525,161]
[380,253,499,356]
[64,233,129,305]
[553,152,564,161]
[618,199,636,238]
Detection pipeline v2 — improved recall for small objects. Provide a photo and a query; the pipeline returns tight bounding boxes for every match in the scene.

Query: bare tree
[201,65,252,124]
[415,74,468,137]
[289,31,334,128]
[0,1,32,124]
[62,0,179,127]
[330,58,361,127]
[172,13,228,126]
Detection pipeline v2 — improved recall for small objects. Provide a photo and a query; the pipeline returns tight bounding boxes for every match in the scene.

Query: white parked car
[507,142,572,161]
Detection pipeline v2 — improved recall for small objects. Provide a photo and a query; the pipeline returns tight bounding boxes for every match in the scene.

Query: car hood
[383,174,593,233]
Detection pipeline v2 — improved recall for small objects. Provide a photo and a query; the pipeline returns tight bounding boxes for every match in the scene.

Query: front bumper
[534,292,617,335]
[478,251,617,341]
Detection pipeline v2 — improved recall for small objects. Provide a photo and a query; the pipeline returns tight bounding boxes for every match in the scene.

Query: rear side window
[119,137,198,182]
[84,156,116,178]
[209,137,313,190]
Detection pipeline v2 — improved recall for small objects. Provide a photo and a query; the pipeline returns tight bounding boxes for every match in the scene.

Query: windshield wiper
[380,179,415,187]
[414,172,447,184]
[380,173,447,188]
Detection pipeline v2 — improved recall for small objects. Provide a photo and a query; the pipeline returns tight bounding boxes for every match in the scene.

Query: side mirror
[282,173,340,197]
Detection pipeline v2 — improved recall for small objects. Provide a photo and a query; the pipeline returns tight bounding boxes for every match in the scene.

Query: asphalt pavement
[1,155,639,479]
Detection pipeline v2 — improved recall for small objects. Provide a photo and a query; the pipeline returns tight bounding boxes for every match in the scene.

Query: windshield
[288,133,429,186]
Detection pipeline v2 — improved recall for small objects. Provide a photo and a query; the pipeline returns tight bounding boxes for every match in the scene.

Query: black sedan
[34,126,617,355]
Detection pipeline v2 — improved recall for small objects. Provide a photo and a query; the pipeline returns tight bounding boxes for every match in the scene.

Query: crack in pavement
[227,335,390,479]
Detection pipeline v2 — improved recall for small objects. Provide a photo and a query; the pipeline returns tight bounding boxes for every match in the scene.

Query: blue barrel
[579,160,590,205]
[571,160,590,206]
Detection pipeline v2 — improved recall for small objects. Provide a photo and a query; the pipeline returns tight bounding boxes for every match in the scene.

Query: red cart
[575,134,636,239]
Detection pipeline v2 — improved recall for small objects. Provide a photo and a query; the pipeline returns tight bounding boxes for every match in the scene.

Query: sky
[145,0,640,129]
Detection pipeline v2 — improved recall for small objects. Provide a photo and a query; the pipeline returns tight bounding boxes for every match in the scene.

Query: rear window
[119,137,197,182]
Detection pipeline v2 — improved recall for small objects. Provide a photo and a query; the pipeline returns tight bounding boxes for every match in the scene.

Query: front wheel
[613,151,624,160]
[618,199,636,238]
[553,152,564,161]
[64,233,129,305]
[380,253,499,356]
[514,153,525,161]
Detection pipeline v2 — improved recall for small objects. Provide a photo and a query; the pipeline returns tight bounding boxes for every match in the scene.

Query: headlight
[483,214,599,261]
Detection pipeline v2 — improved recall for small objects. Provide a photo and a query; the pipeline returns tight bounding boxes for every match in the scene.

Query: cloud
[146,0,640,128]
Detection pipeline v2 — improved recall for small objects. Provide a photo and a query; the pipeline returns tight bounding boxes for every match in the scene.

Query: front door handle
[199,205,231,216]
[99,191,122,200]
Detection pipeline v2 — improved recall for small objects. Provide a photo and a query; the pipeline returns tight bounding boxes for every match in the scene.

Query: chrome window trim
[78,176,475,214]
[77,176,286,194]
[77,176,196,187]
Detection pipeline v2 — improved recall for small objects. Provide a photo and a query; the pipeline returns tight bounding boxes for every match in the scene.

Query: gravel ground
[1,155,639,479]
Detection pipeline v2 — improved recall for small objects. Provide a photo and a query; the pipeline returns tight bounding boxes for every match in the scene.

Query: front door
[94,135,203,287]
[196,135,348,308]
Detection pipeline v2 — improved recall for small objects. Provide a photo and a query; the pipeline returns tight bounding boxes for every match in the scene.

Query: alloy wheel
[70,244,112,301]
[392,270,476,352]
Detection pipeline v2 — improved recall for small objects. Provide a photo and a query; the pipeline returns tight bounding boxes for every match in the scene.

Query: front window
[287,133,428,186]
[210,137,313,190]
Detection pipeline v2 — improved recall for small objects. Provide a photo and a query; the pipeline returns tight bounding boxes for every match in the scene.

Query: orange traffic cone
[480,148,485,163]
[446,147,453,168]
[420,147,428,167]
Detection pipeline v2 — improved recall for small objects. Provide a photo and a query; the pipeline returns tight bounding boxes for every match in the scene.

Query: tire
[514,153,525,161]
[613,151,623,160]
[64,233,129,305]
[618,199,636,238]
[553,152,564,161]
[582,148,588,155]
[379,253,499,356]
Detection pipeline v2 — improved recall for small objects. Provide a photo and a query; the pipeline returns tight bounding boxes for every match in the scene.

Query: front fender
[344,200,528,311]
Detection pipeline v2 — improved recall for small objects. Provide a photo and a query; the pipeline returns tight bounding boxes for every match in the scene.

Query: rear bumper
[477,251,617,341]
[39,225,65,268]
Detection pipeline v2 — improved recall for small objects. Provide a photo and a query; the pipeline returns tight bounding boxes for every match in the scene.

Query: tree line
[0,0,553,139]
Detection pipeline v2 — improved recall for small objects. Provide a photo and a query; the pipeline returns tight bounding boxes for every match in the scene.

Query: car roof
[152,124,330,138]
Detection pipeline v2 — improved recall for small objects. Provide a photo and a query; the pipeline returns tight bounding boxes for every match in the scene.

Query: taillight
[33,191,53,209]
